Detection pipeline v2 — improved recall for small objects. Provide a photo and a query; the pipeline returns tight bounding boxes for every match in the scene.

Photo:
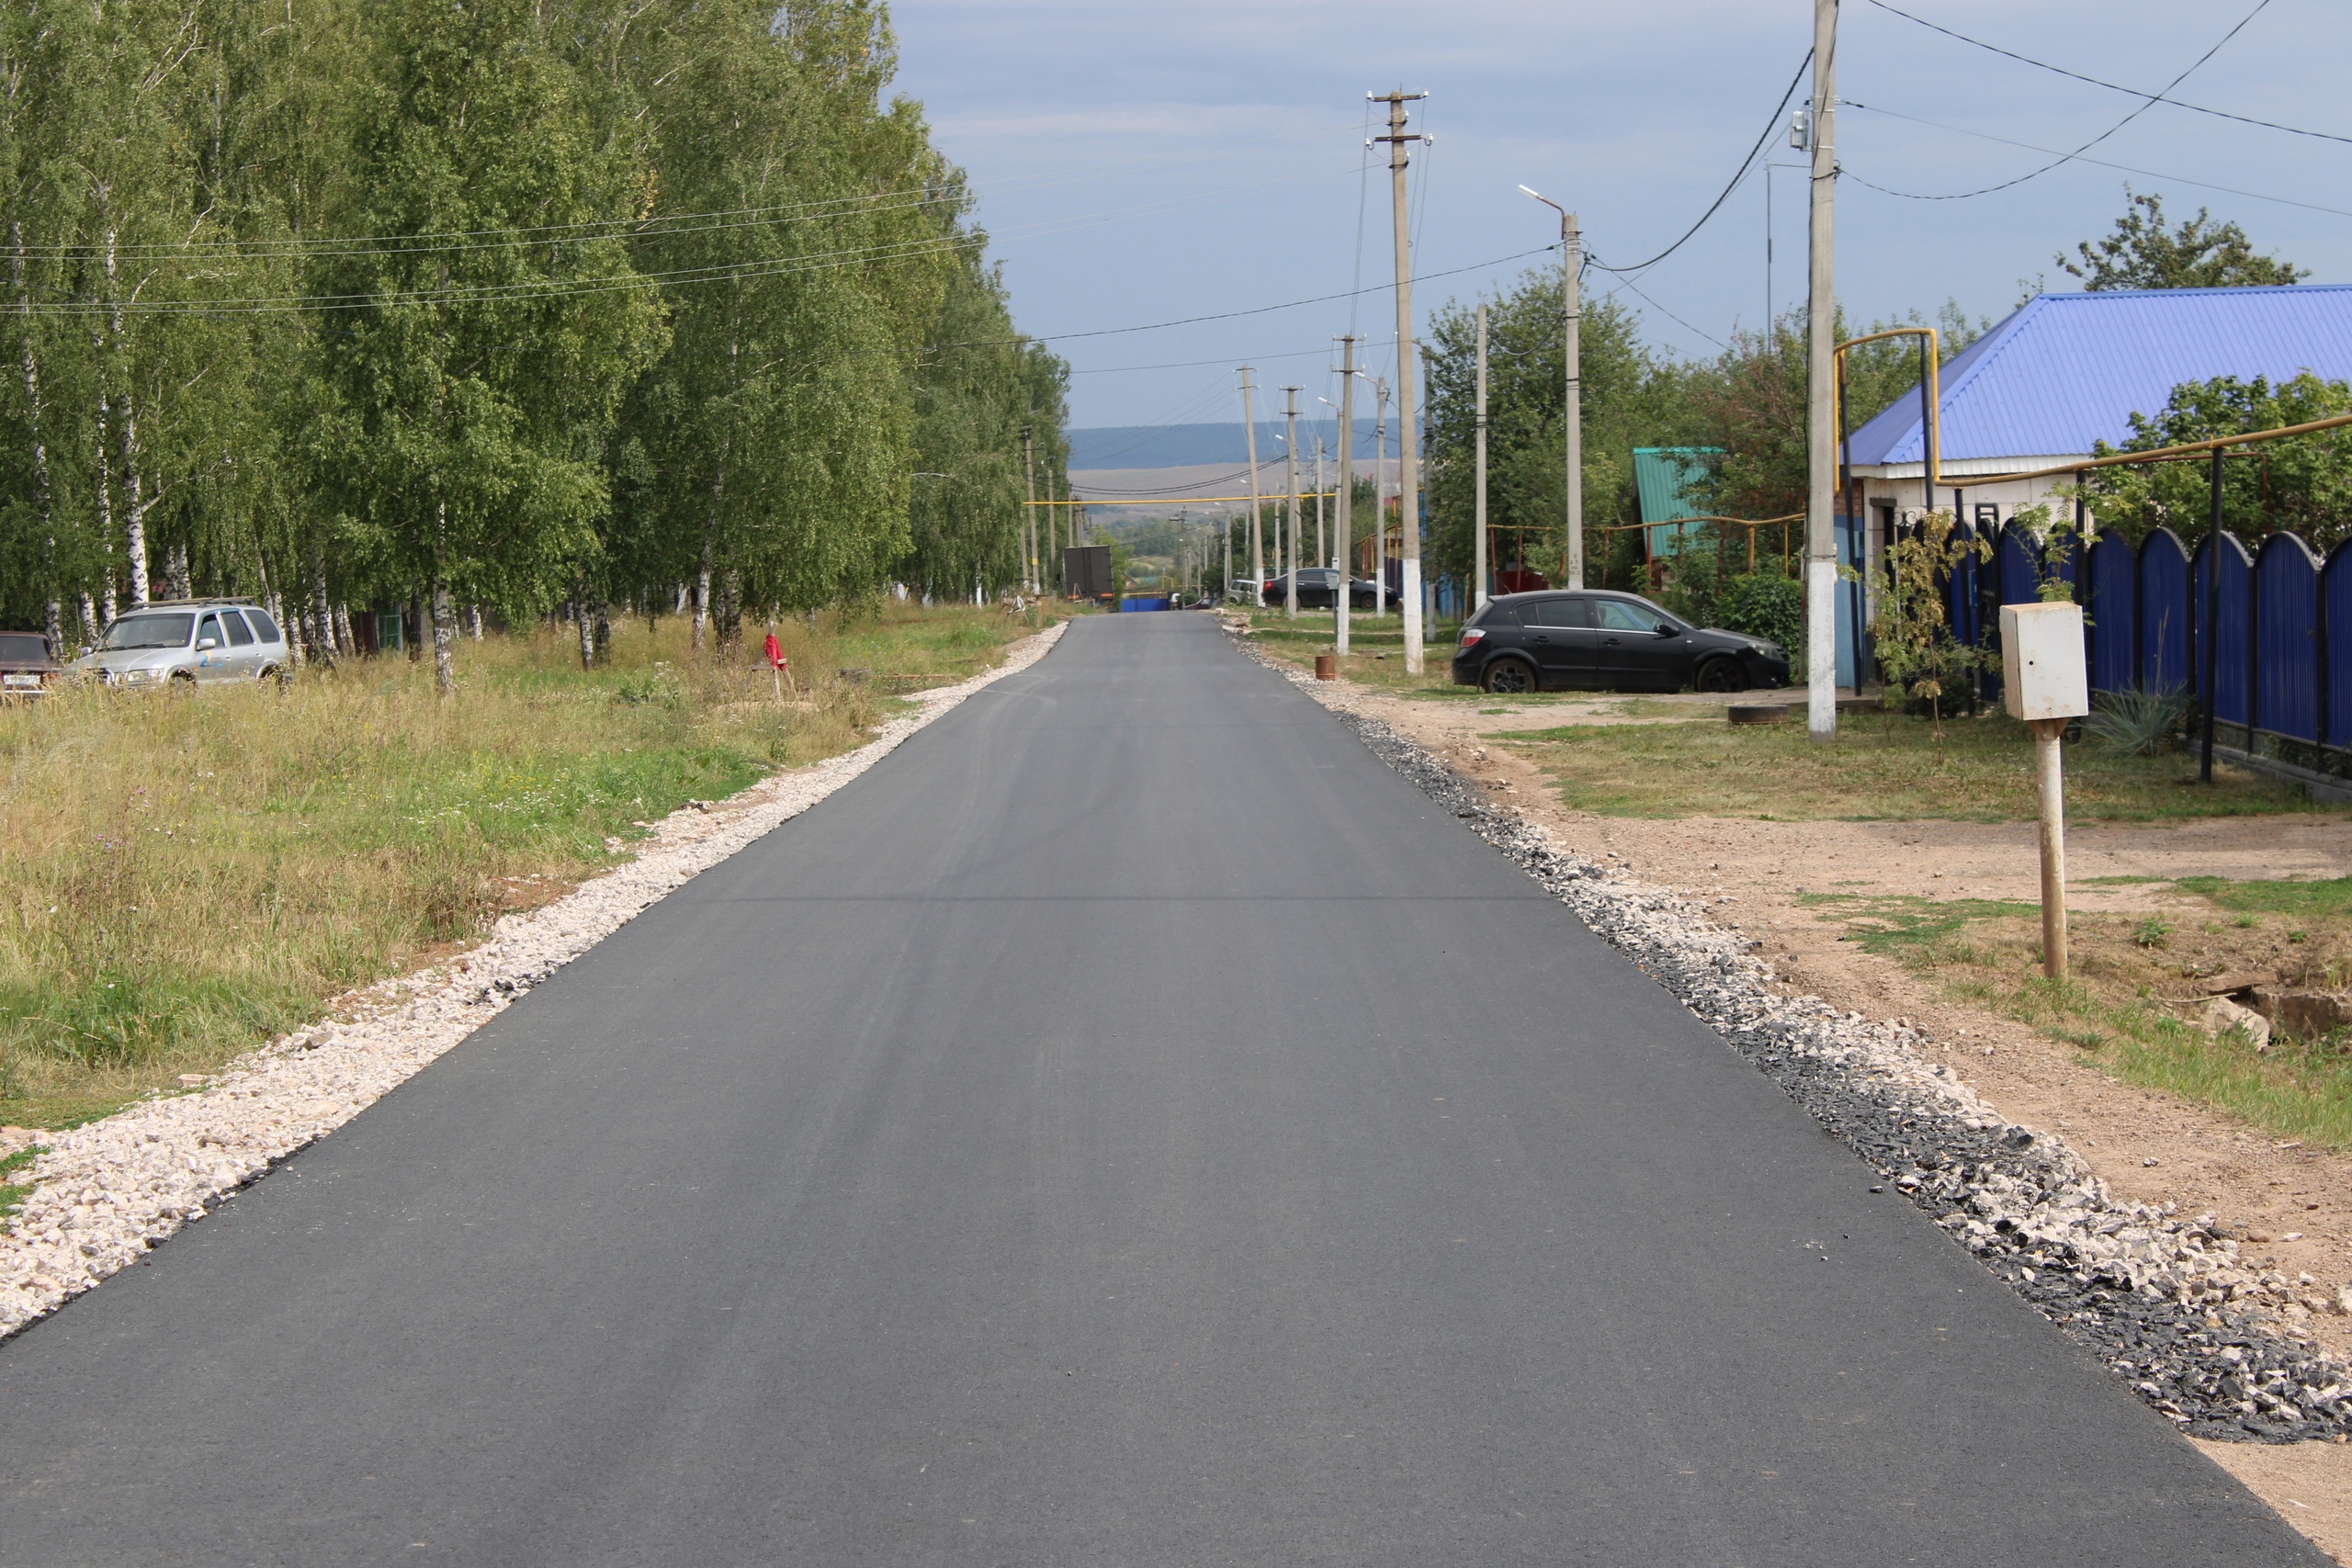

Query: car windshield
[0,634,47,662]
[99,613,195,650]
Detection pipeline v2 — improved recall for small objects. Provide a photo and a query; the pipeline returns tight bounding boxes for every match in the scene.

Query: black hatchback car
[1451,590,1791,694]
[1262,569,1380,611]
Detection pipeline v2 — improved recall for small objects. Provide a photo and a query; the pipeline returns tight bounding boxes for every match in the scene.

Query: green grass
[2177,874,2352,917]
[1498,708,2330,822]
[0,604,1035,1131]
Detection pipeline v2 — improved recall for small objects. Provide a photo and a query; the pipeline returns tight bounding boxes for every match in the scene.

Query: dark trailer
[1064,544,1114,604]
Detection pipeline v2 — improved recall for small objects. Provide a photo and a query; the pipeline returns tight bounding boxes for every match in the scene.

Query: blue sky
[883,0,2351,430]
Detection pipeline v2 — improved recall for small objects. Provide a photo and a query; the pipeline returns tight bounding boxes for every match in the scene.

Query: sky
[882,0,2352,434]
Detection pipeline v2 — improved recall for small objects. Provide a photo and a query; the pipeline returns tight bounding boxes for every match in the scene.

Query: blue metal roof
[1847,285,2352,469]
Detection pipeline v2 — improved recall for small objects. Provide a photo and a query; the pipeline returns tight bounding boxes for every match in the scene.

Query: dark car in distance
[1451,590,1791,694]
[1261,569,1381,611]
[0,630,62,697]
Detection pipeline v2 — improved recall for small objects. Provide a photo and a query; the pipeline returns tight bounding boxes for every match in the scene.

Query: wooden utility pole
[1282,387,1302,617]
[1373,89,1430,672]
[1335,334,1357,655]
[1804,0,1839,739]
[1021,424,1036,596]
[1474,302,1488,611]
[1240,367,1264,599]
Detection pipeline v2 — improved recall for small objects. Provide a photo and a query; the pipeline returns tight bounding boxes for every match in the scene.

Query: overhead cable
[1860,0,2347,148]
[1840,100,2352,219]
[1844,0,2274,201]
[1585,51,1813,275]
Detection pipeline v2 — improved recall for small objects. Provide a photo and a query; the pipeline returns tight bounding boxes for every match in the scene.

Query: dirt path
[1299,671,2352,1560]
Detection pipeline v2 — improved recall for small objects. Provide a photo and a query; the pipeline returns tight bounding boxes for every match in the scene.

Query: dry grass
[1800,882,2352,1148]
[0,602,1035,1130]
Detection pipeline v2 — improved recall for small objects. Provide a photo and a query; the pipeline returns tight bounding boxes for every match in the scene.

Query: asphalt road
[0,613,2324,1565]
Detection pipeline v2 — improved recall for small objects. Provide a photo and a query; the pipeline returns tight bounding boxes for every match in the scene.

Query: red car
[0,630,60,697]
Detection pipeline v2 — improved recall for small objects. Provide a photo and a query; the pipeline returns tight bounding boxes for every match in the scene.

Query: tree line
[1418,191,2334,617]
[0,0,1066,688]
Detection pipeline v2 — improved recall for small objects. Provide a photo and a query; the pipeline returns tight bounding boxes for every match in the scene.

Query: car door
[1517,595,1601,686]
[217,608,259,679]
[191,612,233,682]
[1593,597,1689,690]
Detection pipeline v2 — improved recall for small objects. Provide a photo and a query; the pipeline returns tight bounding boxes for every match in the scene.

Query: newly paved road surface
[0,615,2323,1565]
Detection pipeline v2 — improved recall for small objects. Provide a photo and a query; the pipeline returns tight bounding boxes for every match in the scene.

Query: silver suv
[73,599,291,688]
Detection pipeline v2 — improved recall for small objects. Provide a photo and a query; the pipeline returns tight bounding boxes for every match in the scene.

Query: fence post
[2200,450,2222,784]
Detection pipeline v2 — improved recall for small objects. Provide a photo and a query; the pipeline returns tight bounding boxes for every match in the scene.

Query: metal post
[1475,302,1489,611]
[2032,717,2070,978]
[1804,0,1838,739]
[1335,336,1357,655]
[2200,446,2222,784]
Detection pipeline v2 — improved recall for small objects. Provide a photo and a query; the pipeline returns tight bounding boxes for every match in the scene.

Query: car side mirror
[197,637,219,650]
[77,646,92,659]
[1655,623,1677,637]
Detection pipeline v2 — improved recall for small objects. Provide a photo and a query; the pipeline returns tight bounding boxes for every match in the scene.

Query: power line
[1860,0,2348,148]
[28,162,1374,318]
[1585,51,1813,275]
[1589,260,1726,350]
[1840,99,2352,220]
[943,245,1555,351]
[17,116,1374,263]
[1069,344,1344,376]
[1842,0,2274,201]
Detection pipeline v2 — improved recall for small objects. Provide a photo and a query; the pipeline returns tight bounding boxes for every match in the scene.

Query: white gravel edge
[0,620,1069,1339]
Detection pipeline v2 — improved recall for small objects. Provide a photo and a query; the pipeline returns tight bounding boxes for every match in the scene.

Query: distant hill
[1069,419,1379,471]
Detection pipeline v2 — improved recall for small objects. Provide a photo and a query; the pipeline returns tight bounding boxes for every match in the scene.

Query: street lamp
[1519,186,1582,590]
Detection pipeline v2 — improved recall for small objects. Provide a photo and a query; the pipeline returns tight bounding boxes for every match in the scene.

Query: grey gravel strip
[1242,634,2350,1444]
[0,622,1069,1340]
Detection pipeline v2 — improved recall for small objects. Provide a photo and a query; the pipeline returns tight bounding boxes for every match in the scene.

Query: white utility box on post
[1999,602,2090,979]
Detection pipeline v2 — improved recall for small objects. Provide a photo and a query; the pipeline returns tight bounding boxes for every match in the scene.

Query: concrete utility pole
[1804,0,1839,739]
[1315,433,1327,567]
[1373,89,1430,672]
[1282,388,1302,617]
[1021,425,1036,596]
[1519,186,1582,589]
[1335,334,1357,655]
[1474,302,1489,612]
[1373,376,1389,615]
[1240,367,1264,599]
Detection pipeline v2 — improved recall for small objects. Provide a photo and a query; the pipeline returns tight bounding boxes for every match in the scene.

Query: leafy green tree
[2059,190,2305,291]
[308,0,662,691]
[2083,372,2352,547]
[1423,265,1688,590]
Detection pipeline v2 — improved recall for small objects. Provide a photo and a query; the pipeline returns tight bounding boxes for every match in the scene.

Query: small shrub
[2134,918,2171,948]
[2083,684,2189,756]
[1713,572,1803,650]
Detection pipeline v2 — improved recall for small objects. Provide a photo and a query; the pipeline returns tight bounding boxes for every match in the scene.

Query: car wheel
[1481,657,1536,694]
[1695,657,1744,694]
[170,671,196,689]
